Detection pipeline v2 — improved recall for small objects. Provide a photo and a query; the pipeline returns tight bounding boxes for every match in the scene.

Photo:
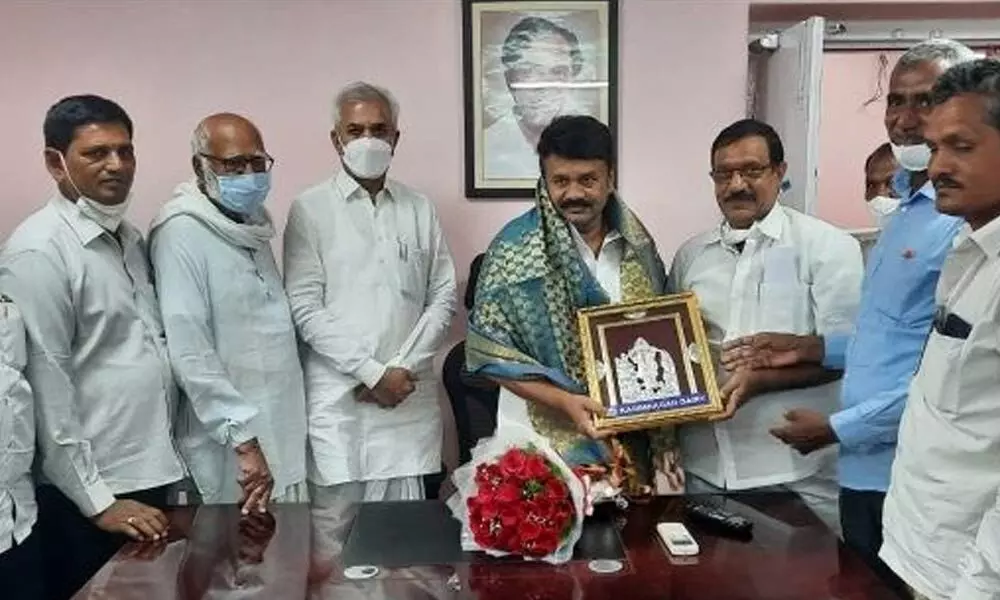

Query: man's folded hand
[236,439,273,515]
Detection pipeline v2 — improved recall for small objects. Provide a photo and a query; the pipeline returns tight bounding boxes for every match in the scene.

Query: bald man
[148,114,307,511]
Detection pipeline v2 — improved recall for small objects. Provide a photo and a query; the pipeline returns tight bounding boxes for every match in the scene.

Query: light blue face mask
[214,172,271,215]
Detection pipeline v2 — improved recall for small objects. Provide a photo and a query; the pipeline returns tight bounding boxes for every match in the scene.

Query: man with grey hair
[149,113,307,512]
[283,82,456,516]
[721,39,976,594]
[880,57,1000,600]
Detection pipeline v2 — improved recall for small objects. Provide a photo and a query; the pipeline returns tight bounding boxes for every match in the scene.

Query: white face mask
[891,143,931,172]
[867,195,900,227]
[58,152,131,231]
[340,137,393,180]
[721,222,753,247]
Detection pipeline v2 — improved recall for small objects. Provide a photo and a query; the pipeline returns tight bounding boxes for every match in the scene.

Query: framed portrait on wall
[577,293,726,435]
[462,0,619,198]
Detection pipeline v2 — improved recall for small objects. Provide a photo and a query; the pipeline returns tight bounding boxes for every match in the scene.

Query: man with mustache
[468,114,684,493]
[0,95,185,599]
[879,58,1000,600]
[721,40,977,593]
[668,119,863,532]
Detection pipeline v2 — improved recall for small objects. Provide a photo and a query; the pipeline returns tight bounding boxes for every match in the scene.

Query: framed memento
[462,0,619,198]
[577,293,725,434]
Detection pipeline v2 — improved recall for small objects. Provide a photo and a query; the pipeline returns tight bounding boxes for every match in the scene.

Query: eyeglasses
[200,152,275,174]
[709,165,773,185]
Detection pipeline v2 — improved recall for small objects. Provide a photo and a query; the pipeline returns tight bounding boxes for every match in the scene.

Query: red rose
[500,507,521,528]
[524,454,551,479]
[536,530,561,555]
[477,497,500,520]
[519,531,557,558]
[542,478,568,501]
[553,501,573,523]
[471,517,496,547]
[496,527,517,552]
[517,519,543,542]
[527,498,555,523]
[498,448,529,478]
[475,463,504,493]
[496,482,522,504]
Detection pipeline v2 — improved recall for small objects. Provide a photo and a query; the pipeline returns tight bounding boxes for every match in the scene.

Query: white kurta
[283,170,456,486]
[149,183,307,503]
[669,205,863,490]
[0,300,35,554]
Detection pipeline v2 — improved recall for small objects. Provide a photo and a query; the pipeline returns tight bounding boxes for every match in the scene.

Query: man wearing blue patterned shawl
[467,115,684,493]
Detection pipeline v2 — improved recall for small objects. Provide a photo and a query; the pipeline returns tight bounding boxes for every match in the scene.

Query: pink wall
[815,50,904,229]
[814,44,999,229]
[0,0,749,473]
[0,0,748,307]
[2,1,994,286]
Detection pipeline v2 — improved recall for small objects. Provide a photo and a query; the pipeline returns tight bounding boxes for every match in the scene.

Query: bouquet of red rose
[447,425,586,564]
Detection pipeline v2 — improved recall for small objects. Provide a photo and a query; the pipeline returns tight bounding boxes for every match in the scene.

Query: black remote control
[684,501,754,540]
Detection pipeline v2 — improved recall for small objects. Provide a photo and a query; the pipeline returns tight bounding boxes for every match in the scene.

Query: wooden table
[73,493,900,599]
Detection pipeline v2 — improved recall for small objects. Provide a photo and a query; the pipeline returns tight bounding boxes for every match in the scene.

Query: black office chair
[424,341,500,499]
[424,254,498,499]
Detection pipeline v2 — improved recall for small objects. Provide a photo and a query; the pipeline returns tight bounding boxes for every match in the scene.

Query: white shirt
[149,186,307,503]
[881,215,1000,600]
[0,300,35,554]
[283,170,457,486]
[669,205,863,489]
[0,195,184,516]
[483,113,540,181]
[569,225,624,302]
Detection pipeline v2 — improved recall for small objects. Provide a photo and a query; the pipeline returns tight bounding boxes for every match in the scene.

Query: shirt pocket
[870,253,941,326]
[399,245,430,306]
[757,282,811,334]
[914,331,965,417]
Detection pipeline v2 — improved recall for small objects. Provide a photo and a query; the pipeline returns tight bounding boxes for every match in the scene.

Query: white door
[747,17,825,215]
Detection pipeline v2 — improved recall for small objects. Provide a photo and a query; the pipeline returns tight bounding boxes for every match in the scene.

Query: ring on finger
[127,516,137,525]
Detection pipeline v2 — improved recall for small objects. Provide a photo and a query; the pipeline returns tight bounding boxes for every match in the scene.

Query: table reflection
[309,490,457,600]
[73,494,898,600]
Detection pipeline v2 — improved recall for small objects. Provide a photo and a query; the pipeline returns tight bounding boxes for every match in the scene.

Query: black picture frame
[462,0,619,198]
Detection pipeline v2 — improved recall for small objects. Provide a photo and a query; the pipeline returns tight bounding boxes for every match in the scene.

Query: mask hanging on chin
[867,195,900,227]
[721,221,753,247]
[57,152,131,231]
[891,143,931,172]
[340,137,393,179]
